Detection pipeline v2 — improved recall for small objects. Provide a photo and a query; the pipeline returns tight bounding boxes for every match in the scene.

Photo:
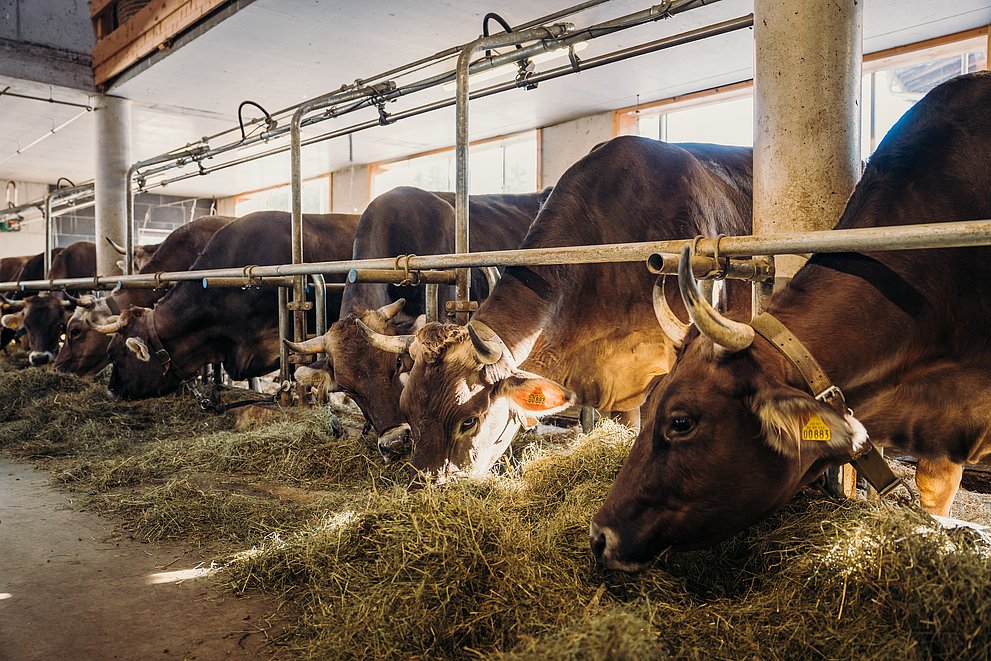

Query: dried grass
[1,366,989,660]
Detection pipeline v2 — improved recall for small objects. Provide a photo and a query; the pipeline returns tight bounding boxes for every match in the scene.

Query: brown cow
[100,211,358,399]
[55,216,235,376]
[360,137,753,483]
[285,187,543,458]
[1,242,95,366]
[0,254,31,352]
[592,72,991,570]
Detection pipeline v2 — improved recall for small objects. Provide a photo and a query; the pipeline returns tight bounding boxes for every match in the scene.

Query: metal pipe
[646,254,774,282]
[310,274,328,361]
[139,13,753,193]
[44,184,93,276]
[425,284,440,322]
[346,268,457,285]
[201,276,296,288]
[278,286,291,390]
[6,219,991,293]
[455,23,574,323]
[290,83,397,350]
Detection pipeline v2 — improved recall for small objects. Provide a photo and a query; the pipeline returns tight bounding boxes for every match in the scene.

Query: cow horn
[64,291,95,308]
[677,244,754,352]
[91,314,128,334]
[2,298,25,311]
[652,276,689,346]
[282,335,327,355]
[376,298,406,321]
[355,319,414,354]
[105,236,126,255]
[466,323,503,365]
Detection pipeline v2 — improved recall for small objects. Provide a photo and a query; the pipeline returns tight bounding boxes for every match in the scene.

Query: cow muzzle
[378,423,411,462]
[589,522,650,573]
[28,350,53,366]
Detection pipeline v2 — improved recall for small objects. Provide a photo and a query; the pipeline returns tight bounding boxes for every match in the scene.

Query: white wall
[540,111,614,186]
[0,179,50,259]
[331,164,370,215]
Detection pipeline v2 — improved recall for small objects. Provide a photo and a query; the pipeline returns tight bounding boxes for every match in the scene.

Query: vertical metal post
[43,192,55,277]
[754,0,862,497]
[95,95,131,277]
[425,283,439,322]
[310,273,327,360]
[454,25,570,324]
[277,286,292,399]
[124,165,137,276]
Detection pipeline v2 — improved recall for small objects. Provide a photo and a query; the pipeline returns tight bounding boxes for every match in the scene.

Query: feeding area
[2,349,989,659]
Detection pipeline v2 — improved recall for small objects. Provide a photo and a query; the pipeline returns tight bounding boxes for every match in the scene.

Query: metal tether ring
[394,254,416,286]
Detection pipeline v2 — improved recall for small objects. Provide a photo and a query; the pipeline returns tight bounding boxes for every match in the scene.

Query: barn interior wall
[0,0,94,90]
[539,111,614,186]
[331,164,371,215]
[0,179,50,259]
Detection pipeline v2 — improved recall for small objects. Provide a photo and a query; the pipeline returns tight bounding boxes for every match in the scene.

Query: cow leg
[248,377,261,393]
[915,456,963,516]
[611,407,641,432]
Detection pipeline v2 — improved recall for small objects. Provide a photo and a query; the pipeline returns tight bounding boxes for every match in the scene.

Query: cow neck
[471,266,555,367]
[144,308,192,382]
[766,254,920,399]
[750,311,904,497]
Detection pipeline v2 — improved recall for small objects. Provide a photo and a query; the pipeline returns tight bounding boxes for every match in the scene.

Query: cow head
[285,299,421,460]
[362,320,573,484]
[54,294,116,376]
[590,248,868,570]
[2,294,71,366]
[100,307,183,399]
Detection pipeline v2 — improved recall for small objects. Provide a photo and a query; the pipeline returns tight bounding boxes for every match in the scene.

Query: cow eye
[69,328,81,338]
[669,415,695,436]
[459,416,478,433]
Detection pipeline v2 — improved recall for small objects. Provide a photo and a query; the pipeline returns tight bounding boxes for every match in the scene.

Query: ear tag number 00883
[802,413,831,442]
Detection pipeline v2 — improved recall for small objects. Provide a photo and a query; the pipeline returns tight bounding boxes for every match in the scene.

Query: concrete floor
[0,458,279,660]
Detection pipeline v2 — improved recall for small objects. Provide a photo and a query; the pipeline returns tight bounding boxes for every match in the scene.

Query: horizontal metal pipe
[201,276,296,288]
[3,219,990,293]
[140,13,752,191]
[647,254,773,281]
[347,268,457,285]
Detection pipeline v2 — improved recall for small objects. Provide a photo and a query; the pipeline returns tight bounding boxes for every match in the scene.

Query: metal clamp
[394,254,416,286]
[709,234,729,280]
[242,264,262,288]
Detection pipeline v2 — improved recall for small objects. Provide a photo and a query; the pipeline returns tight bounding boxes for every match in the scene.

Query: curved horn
[376,298,406,321]
[652,276,689,346]
[466,323,503,365]
[677,245,754,353]
[482,267,500,293]
[282,335,327,355]
[105,236,126,255]
[2,298,25,311]
[63,291,90,307]
[91,314,128,334]
[355,319,414,354]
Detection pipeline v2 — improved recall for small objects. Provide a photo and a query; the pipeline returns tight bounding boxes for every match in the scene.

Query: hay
[226,422,991,659]
[2,365,989,659]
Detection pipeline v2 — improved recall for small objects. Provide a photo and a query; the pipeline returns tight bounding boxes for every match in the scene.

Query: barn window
[234,175,331,217]
[370,130,539,198]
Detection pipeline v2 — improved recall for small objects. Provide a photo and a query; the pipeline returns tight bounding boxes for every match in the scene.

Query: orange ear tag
[526,390,546,406]
[801,413,831,442]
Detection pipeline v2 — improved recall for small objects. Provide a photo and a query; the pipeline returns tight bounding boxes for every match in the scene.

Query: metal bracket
[286,301,313,311]
[445,300,478,313]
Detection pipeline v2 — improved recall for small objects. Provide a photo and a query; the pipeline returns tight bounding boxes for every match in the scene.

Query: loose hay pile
[1,367,989,659]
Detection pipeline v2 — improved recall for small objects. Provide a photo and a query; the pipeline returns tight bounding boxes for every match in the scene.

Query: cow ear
[412,314,427,331]
[1,312,24,330]
[125,337,151,362]
[751,385,868,459]
[499,371,574,416]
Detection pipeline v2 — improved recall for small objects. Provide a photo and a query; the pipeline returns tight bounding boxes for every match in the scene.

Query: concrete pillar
[94,95,131,276]
[753,0,863,286]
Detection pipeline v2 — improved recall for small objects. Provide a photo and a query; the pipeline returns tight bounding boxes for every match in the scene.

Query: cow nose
[28,351,52,366]
[590,522,608,565]
[378,423,411,463]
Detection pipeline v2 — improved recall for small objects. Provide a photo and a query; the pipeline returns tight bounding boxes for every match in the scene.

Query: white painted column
[753,0,863,287]
[94,95,131,276]
[753,1,863,497]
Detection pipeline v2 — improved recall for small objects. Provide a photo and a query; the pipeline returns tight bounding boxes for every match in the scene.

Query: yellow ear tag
[801,413,831,441]
[526,390,546,406]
